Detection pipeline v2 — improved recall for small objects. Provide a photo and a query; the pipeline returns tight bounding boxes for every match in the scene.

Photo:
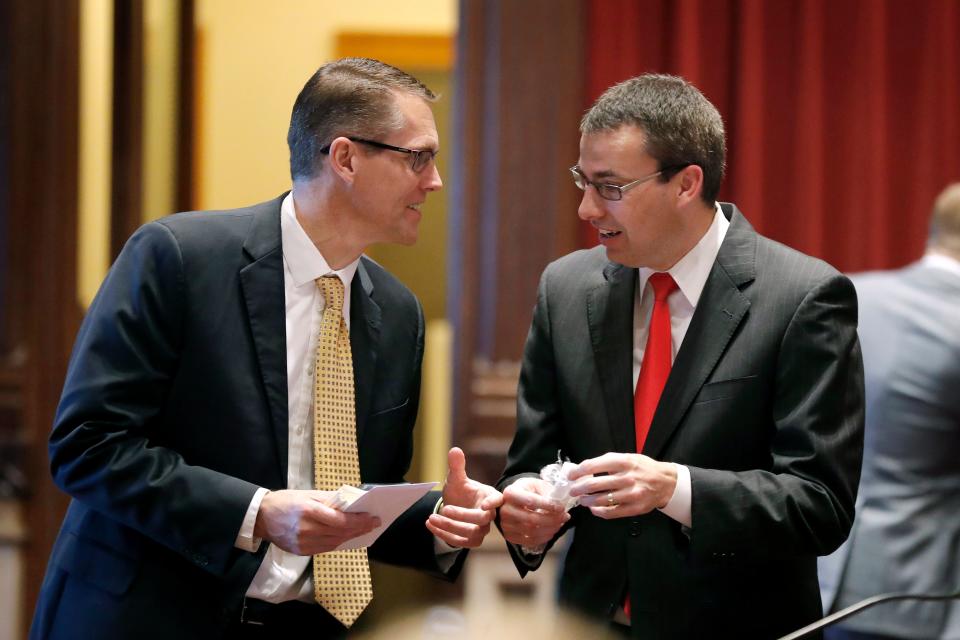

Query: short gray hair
[287,57,436,181]
[581,74,726,204]
[928,182,960,258]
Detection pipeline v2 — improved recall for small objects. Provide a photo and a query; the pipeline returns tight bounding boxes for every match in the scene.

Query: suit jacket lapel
[587,262,638,453]
[239,195,289,477]
[350,259,381,443]
[643,204,756,459]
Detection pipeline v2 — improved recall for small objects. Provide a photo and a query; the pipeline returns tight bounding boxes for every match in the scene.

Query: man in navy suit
[498,74,864,638]
[819,183,960,640]
[31,58,501,639]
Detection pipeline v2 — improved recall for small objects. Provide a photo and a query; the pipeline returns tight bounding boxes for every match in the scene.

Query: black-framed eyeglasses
[569,164,690,201]
[320,137,438,173]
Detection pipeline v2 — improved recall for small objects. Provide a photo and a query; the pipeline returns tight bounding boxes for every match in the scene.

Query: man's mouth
[598,227,621,239]
[407,203,422,212]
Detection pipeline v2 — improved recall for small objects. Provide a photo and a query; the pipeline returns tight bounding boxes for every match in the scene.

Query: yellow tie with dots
[313,275,372,628]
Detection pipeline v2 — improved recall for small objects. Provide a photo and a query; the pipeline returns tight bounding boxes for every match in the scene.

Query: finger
[579,490,621,508]
[500,517,568,540]
[306,502,380,531]
[588,505,626,520]
[499,505,569,531]
[426,517,488,548]
[479,489,504,510]
[428,513,483,539]
[568,452,627,480]
[439,504,495,526]
[503,487,565,513]
[568,474,622,497]
[446,446,468,485]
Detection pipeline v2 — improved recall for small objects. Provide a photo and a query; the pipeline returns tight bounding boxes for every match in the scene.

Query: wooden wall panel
[451,0,584,484]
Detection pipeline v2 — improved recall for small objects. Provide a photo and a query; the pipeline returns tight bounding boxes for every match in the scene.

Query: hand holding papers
[331,482,437,550]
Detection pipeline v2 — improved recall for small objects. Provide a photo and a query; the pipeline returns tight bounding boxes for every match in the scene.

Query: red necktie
[634,272,678,452]
[625,272,677,619]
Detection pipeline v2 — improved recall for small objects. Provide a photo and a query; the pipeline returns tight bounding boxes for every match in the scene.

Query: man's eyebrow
[590,169,619,180]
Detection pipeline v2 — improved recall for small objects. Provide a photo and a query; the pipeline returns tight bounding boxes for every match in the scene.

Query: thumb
[446,446,469,485]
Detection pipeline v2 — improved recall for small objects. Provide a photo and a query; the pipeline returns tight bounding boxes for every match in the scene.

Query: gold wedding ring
[606,492,616,506]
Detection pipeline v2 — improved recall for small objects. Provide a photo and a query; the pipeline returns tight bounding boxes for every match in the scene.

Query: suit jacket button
[629,522,641,537]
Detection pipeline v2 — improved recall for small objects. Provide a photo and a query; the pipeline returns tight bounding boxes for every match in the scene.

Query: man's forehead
[578,126,652,176]
[394,93,439,148]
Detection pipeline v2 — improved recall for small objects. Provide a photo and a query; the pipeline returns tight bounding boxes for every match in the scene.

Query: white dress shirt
[236,192,360,603]
[637,203,729,528]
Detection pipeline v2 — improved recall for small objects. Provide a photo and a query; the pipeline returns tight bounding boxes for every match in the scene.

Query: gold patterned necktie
[313,275,372,628]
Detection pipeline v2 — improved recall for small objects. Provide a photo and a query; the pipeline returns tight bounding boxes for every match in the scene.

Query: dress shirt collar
[280,191,360,290]
[638,202,729,308]
[922,250,960,279]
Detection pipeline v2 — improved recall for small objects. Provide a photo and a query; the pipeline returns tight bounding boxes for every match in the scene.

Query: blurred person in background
[819,183,960,640]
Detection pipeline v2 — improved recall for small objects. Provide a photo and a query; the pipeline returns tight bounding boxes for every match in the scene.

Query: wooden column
[450,0,585,484]
[0,0,82,635]
[110,0,145,257]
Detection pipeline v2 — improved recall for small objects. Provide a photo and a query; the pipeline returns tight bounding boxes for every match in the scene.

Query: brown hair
[581,74,726,204]
[287,57,436,180]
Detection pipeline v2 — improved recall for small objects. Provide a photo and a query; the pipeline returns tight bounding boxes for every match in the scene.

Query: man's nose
[422,162,442,191]
[577,188,603,221]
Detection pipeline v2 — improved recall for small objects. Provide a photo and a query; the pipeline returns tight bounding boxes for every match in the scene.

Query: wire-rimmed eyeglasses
[320,137,438,172]
[569,164,690,201]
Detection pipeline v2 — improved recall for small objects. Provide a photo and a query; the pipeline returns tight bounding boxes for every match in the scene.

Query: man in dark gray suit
[498,74,865,639]
[31,58,501,639]
[819,183,960,640]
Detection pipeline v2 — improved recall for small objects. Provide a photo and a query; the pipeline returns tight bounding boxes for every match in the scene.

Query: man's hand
[253,489,380,555]
[567,452,677,519]
[426,447,503,548]
[499,477,570,548]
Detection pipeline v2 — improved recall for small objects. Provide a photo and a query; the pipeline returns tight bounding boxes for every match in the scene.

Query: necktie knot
[317,276,345,312]
[648,272,678,302]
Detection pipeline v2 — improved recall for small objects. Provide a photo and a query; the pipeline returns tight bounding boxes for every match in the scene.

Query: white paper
[335,482,437,550]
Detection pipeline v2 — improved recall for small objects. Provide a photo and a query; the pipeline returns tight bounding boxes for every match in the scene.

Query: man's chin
[602,246,643,268]
[395,230,418,246]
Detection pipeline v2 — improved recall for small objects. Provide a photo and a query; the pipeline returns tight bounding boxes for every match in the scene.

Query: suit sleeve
[49,223,260,576]
[688,273,865,559]
[366,297,467,579]
[497,269,578,573]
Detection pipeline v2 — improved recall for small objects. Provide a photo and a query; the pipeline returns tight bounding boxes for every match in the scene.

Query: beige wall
[77,0,114,308]
[194,0,457,210]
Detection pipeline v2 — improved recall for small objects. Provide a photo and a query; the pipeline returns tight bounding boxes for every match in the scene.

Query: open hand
[426,447,503,548]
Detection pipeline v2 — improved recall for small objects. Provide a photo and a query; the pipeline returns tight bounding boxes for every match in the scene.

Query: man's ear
[327,137,359,184]
[675,164,704,206]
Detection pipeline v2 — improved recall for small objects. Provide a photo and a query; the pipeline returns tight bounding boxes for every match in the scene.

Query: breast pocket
[692,375,759,405]
[369,397,409,418]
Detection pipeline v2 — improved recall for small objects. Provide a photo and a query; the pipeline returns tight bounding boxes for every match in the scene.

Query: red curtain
[582,0,960,272]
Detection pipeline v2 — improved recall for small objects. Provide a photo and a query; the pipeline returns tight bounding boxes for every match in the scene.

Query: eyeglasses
[569,164,689,201]
[320,137,438,172]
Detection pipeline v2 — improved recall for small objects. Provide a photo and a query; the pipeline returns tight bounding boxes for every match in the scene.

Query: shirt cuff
[657,463,692,528]
[235,487,270,552]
